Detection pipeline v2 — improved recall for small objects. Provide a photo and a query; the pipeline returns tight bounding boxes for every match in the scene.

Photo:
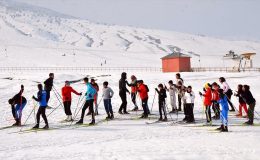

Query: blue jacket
[218,95,229,111]
[33,90,47,107]
[85,83,97,100]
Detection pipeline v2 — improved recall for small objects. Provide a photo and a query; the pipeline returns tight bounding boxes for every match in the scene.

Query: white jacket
[183,91,195,104]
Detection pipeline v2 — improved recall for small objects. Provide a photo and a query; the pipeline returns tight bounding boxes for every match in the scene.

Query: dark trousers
[142,98,149,116]
[159,101,167,118]
[248,102,255,122]
[178,94,182,111]
[131,92,138,107]
[226,90,235,110]
[184,103,194,122]
[212,101,220,118]
[119,92,127,112]
[205,106,212,122]
[104,99,113,116]
[63,101,72,115]
[11,105,16,119]
[80,99,95,121]
[46,90,51,103]
[36,107,48,125]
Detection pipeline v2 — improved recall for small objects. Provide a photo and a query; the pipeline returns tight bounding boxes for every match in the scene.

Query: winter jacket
[156,89,167,103]
[61,86,81,102]
[92,83,99,100]
[85,83,97,100]
[167,85,177,96]
[241,91,256,105]
[203,88,212,106]
[33,90,47,107]
[212,89,220,102]
[183,91,195,104]
[218,95,229,111]
[234,90,246,104]
[137,83,148,100]
[128,80,138,93]
[220,82,230,94]
[119,73,129,94]
[44,78,53,91]
[103,87,114,100]
[11,89,27,104]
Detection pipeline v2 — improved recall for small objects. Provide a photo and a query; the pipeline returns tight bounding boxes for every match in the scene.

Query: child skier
[32,84,49,129]
[234,84,248,117]
[176,73,184,111]
[102,81,114,119]
[91,79,99,115]
[118,72,130,114]
[76,77,97,125]
[127,75,139,111]
[199,83,212,124]
[183,86,195,123]
[217,89,229,132]
[8,85,27,126]
[155,84,167,121]
[240,85,256,125]
[137,80,149,118]
[61,81,82,121]
[165,80,177,113]
[219,77,235,111]
[211,82,220,119]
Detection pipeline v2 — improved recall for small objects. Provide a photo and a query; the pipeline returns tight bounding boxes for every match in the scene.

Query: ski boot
[32,124,39,129]
[110,114,114,120]
[132,107,139,111]
[89,120,95,125]
[244,120,253,125]
[158,117,163,121]
[123,111,130,114]
[43,124,49,129]
[118,110,123,114]
[221,126,228,132]
[76,119,83,124]
[216,125,224,131]
[163,117,168,122]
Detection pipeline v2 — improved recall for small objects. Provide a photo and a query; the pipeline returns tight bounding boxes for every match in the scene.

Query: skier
[219,77,235,111]
[90,79,99,115]
[199,83,212,124]
[182,86,195,123]
[127,75,139,111]
[44,73,54,104]
[211,82,220,119]
[165,80,177,113]
[32,84,49,129]
[155,84,167,121]
[76,77,97,125]
[176,73,184,111]
[102,81,114,119]
[118,72,130,114]
[234,84,248,117]
[240,85,256,125]
[216,89,229,132]
[61,81,82,121]
[137,80,149,118]
[8,85,27,126]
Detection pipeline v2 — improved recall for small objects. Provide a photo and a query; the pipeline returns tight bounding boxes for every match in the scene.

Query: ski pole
[70,99,86,127]
[72,95,84,119]
[53,88,65,112]
[150,90,157,113]
[20,100,37,132]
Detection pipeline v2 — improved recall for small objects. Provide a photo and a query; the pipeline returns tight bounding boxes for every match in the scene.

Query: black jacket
[241,91,256,105]
[235,90,246,104]
[11,89,27,104]
[44,78,53,91]
[119,79,129,94]
[156,89,167,102]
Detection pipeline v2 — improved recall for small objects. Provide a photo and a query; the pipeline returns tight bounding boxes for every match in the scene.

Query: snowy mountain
[0,0,259,67]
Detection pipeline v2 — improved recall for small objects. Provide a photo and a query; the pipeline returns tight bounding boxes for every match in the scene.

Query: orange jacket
[62,86,80,102]
[203,88,212,106]
[137,84,148,100]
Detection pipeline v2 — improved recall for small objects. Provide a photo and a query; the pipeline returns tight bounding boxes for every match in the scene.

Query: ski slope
[0,71,260,160]
[0,0,260,68]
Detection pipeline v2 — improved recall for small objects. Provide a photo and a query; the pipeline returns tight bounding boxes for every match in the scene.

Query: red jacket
[137,84,148,100]
[212,89,220,101]
[203,88,212,106]
[62,86,80,102]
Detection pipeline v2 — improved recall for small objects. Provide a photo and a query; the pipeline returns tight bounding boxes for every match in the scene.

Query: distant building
[161,52,191,72]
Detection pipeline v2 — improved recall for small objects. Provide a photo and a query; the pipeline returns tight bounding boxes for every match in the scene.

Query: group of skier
[7,72,257,132]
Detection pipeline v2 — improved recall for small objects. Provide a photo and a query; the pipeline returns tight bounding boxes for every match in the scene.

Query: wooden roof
[161,52,191,59]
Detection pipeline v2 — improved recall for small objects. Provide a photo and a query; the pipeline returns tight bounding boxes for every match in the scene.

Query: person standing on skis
[211,82,220,120]
[183,86,195,123]
[165,80,177,113]
[91,79,99,115]
[102,81,114,119]
[216,89,229,132]
[61,81,82,121]
[219,77,235,111]
[176,73,184,111]
[234,84,248,117]
[155,84,167,121]
[44,73,54,105]
[8,85,27,126]
[137,80,149,118]
[127,75,139,111]
[118,72,130,114]
[199,83,212,125]
[32,84,49,129]
[76,77,97,125]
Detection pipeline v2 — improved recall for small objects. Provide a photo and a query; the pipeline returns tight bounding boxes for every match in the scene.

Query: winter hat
[65,81,70,85]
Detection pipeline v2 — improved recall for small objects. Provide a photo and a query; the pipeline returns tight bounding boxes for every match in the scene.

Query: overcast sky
[14,0,260,41]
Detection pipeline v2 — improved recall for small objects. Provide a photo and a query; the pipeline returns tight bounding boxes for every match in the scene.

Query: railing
[191,67,260,72]
[0,67,162,72]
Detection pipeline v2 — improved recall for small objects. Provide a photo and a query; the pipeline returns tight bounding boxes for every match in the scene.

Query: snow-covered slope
[0,0,259,67]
